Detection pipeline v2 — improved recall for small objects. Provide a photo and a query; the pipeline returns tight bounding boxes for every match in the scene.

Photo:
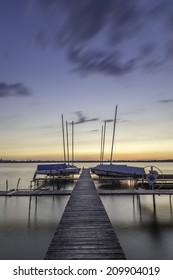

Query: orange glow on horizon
[2,150,173,161]
[1,135,173,161]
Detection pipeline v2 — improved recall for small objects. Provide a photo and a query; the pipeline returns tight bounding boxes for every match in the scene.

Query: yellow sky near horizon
[1,119,173,161]
[2,146,173,161]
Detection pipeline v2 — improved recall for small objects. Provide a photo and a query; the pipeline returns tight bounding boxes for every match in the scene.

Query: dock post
[169,195,172,215]
[16,178,21,191]
[153,195,156,213]
[6,179,8,192]
[53,175,55,191]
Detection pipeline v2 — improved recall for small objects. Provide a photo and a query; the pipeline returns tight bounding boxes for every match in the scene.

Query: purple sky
[0,0,173,160]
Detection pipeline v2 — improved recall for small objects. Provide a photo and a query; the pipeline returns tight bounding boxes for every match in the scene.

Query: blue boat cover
[37,164,67,171]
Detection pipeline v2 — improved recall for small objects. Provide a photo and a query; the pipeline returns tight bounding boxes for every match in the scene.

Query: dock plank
[44,168,126,260]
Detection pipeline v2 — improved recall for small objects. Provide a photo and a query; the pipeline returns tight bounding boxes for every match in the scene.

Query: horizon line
[1,159,173,163]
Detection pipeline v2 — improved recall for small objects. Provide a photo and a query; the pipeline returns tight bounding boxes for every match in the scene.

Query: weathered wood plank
[44,168,126,260]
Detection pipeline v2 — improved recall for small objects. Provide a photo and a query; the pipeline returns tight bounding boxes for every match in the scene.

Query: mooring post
[53,175,55,191]
[169,195,172,215]
[28,196,32,228]
[6,179,8,192]
[16,178,21,191]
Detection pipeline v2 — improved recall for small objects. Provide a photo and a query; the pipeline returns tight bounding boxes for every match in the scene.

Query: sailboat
[90,106,146,178]
[33,115,80,179]
[34,162,80,178]
[90,163,145,178]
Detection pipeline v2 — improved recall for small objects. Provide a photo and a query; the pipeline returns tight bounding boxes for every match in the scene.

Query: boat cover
[37,164,67,171]
[92,164,145,176]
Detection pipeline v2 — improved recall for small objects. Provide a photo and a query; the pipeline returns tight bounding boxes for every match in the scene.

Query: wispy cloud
[158,99,173,103]
[102,119,114,123]
[33,0,173,77]
[89,129,99,133]
[102,117,130,123]
[68,47,138,76]
[73,111,99,124]
[0,82,31,98]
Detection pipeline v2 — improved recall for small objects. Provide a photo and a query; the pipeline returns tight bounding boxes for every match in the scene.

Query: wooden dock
[44,168,126,260]
[1,188,173,197]
[0,189,71,197]
[98,189,173,195]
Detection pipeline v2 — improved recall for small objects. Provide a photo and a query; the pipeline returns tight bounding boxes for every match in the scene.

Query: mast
[72,121,74,165]
[100,125,103,164]
[110,105,118,164]
[61,114,66,163]
[102,120,107,163]
[66,121,70,165]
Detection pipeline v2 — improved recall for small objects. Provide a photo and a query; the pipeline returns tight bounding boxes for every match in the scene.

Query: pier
[1,189,173,196]
[44,168,126,260]
[1,178,173,197]
[0,189,71,197]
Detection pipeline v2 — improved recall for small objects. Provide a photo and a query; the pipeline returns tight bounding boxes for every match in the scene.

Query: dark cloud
[0,82,31,98]
[65,0,110,42]
[33,0,173,76]
[73,111,99,124]
[68,47,138,76]
[35,0,142,45]
[158,99,173,103]
[109,1,142,44]
[37,0,112,43]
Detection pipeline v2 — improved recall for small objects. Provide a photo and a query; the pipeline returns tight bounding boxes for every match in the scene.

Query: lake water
[0,161,173,259]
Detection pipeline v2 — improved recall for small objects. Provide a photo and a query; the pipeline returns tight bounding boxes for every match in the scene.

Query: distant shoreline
[0,159,173,163]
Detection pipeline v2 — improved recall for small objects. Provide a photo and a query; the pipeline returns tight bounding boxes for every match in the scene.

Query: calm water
[0,162,173,259]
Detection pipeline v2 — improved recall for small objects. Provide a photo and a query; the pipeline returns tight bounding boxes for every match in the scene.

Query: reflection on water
[32,177,76,191]
[101,194,173,259]
[1,191,173,259]
[95,178,133,190]
[0,196,69,259]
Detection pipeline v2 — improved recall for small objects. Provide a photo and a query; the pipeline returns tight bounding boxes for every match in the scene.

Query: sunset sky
[0,0,173,161]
